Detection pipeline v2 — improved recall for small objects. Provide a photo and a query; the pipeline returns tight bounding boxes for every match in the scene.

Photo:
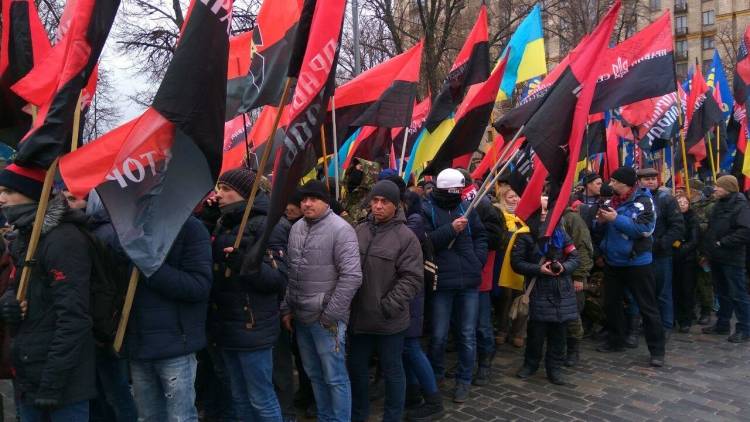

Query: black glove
[33,391,61,410]
[0,296,21,324]
[224,248,245,273]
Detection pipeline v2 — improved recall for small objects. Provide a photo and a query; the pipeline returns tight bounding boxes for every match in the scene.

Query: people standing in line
[421,169,487,403]
[702,175,750,343]
[281,180,362,422]
[673,194,701,333]
[349,180,423,422]
[595,167,666,367]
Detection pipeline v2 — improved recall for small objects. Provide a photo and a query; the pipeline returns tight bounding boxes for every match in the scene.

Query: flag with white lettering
[59,0,231,276]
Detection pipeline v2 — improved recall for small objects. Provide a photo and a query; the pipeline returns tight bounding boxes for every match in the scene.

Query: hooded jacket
[704,192,750,267]
[350,209,423,335]
[600,188,656,267]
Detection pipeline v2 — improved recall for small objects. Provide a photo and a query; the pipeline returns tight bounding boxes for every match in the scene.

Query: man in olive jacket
[349,180,423,422]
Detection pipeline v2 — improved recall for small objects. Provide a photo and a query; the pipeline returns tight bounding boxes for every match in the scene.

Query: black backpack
[75,226,131,347]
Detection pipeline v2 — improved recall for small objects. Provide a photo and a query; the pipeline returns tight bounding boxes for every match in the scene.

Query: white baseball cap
[436,168,465,190]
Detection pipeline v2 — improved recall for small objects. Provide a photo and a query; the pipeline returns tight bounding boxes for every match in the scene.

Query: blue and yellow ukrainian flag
[495,3,546,102]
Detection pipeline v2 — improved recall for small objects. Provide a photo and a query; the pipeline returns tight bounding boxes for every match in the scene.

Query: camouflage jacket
[342,159,381,225]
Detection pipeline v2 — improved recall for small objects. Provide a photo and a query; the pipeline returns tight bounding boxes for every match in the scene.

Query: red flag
[221,105,281,174]
[685,65,722,161]
[605,119,620,178]
[735,25,750,104]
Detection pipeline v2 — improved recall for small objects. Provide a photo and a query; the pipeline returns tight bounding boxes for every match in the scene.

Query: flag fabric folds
[11,0,120,169]
[734,25,750,106]
[59,0,232,276]
[707,49,733,120]
[495,3,546,101]
[684,65,723,161]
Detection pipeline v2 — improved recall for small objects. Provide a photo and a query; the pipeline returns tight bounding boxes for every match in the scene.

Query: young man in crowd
[349,180,423,422]
[281,180,362,422]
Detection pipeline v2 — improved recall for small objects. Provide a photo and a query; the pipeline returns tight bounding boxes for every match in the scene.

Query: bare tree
[81,68,123,142]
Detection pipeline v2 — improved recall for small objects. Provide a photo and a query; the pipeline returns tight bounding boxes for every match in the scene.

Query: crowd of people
[0,157,747,422]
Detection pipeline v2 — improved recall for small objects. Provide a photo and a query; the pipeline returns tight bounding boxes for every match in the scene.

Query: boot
[564,338,579,367]
[625,314,640,349]
[473,354,492,386]
[405,384,423,409]
[547,368,566,385]
[407,392,445,421]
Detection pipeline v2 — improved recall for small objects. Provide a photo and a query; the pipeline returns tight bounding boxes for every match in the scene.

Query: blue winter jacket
[422,196,488,290]
[600,188,656,267]
[126,216,213,360]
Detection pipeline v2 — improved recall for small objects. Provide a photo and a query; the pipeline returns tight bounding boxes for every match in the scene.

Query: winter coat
[577,195,606,258]
[7,196,96,405]
[421,195,488,290]
[601,188,656,267]
[475,196,504,251]
[350,210,423,335]
[210,195,289,351]
[673,209,700,264]
[704,192,750,267]
[126,216,213,361]
[650,189,685,258]
[562,208,593,279]
[510,228,580,323]
[283,208,362,325]
[403,198,426,338]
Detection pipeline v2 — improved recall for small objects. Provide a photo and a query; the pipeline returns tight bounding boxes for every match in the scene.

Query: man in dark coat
[0,164,95,421]
[702,175,750,343]
[349,180,423,422]
[209,167,290,420]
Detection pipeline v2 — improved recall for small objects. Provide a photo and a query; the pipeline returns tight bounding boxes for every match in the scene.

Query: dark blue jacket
[209,194,289,351]
[404,199,425,338]
[422,195,488,290]
[126,216,213,361]
[600,188,656,267]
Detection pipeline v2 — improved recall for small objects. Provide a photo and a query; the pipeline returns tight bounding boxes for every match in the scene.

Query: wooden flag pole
[398,127,409,177]
[71,92,84,152]
[674,93,692,198]
[113,268,139,353]
[670,142,676,195]
[706,131,718,181]
[226,77,294,277]
[331,97,340,202]
[716,125,721,174]
[16,158,59,302]
[320,126,330,188]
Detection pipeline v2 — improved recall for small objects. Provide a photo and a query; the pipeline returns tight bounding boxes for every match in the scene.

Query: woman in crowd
[673,194,701,333]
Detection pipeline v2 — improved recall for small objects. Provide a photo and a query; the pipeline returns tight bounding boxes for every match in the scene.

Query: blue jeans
[476,292,495,362]
[92,348,137,422]
[223,348,282,422]
[19,400,88,422]
[653,256,674,330]
[712,263,750,334]
[295,320,350,422]
[349,332,405,422]
[429,288,479,384]
[131,354,198,422]
[403,337,438,395]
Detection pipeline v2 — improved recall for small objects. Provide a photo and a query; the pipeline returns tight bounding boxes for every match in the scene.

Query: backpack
[75,226,131,347]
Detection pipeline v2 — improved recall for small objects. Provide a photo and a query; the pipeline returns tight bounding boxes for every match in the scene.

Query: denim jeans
[295,320,350,422]
[653,256,674,330]
[712,263,750,334]
[349,332,406,422]
[19,400,89,422]
[429,288,479,384]
[131,354,199,422]
[476,291,495,363]
[223,348,282,422]
[403,337,438,395]
[92,348,137,422]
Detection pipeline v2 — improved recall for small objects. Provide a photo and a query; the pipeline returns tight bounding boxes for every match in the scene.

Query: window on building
[676,40,688,54]
[703,10,715,26]
[676,63,688,79]
[703,59,713,75]
[702,36,715,50]
[675,15,688,31]
[650,0,661,10]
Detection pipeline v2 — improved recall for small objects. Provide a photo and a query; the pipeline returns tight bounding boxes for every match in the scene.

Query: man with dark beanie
[349,180,423,422]
[282,180,362,422]
[702,175,750,343]
[0,164,96,421]
[595,166,666,367]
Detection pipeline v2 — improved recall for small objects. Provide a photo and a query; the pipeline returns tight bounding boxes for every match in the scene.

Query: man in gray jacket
[281,180,362,422]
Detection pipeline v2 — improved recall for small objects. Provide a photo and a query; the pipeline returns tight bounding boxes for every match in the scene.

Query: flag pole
[227,77,294,277]
[320,125,330,188]
[670,142,676,195]
[113,268,139,353]
[398,127,409,177]
[674,92,692,198]
[71,92,83,151]
[331,97,340,202]
[716,125,721,174]
[706,131,718,181]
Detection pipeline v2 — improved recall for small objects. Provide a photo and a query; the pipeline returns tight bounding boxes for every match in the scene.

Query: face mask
[347,169,364,192]
[432,189,461,210]
[2,203,38,227]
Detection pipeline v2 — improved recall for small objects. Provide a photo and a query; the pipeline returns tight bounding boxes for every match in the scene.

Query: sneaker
[702,325,730,335]
[649,355,665,367]
[407,392,444,422]
[453,383,470,403]
[472,366,490,386]
[697,314,711,325]
[547,370,566,385]
[596,343,625,353]
[515,366,536,379]
[727,332,750,343]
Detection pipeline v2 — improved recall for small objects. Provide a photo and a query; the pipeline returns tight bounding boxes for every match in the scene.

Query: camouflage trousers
[582,269,607,329]
[695,270,714,316]
[566,291,586,340]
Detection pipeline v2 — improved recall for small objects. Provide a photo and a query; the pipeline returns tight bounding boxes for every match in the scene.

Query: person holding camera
[512,198,580,385]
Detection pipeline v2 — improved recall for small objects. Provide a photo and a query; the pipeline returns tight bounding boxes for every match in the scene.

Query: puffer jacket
[673,209,700,264]
[510,227,580,323]
[7,196,96,405]
[350,210,423,335]
[403,194,426,338]
[284,208,362,325]
[210,194,289,351]
[704,192,750,267]
[422,195,488,290]
[650,189,685,258]
[601,188,656,267]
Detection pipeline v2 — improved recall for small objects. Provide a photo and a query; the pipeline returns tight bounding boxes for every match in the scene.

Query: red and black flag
[10,0,119,169]
[515,0,621,236]
[684,64,722,162]
[423,4,489,133]
[392,95,431,157]
[620,92,680,151]
[59,0,232,276]
[422,53,508,175]
[734,25,750,106]
[226,0,304,119]
[0,0,51,147]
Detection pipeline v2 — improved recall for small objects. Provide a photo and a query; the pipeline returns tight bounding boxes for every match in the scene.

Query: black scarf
[432,189,461,210]
[347,168,364,193]
[2,203,38,229]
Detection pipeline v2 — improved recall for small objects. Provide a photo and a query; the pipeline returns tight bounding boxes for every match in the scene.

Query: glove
[224,248,244,273]
[0,296,21,324]
[33,390,61,410]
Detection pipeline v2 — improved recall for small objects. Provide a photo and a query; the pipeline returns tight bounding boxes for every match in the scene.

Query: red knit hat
[0,164,45,201]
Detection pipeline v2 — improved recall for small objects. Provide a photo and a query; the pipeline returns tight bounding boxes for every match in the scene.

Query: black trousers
[673,258,698,326]
[273,328,296,419]
[524,320,566,373]
[604,264,666,356]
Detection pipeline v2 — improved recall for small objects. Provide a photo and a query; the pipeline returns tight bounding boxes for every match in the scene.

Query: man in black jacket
[0,164,95,421]
[702,175,750,343]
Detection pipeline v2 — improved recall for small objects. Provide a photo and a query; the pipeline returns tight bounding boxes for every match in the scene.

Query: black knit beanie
[299,180,331,204]
[368,180,401,206]
[218,167,256,199]
[610,166,637,187]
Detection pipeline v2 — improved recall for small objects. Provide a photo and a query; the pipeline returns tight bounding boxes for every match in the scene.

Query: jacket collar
[304,207,332,226]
